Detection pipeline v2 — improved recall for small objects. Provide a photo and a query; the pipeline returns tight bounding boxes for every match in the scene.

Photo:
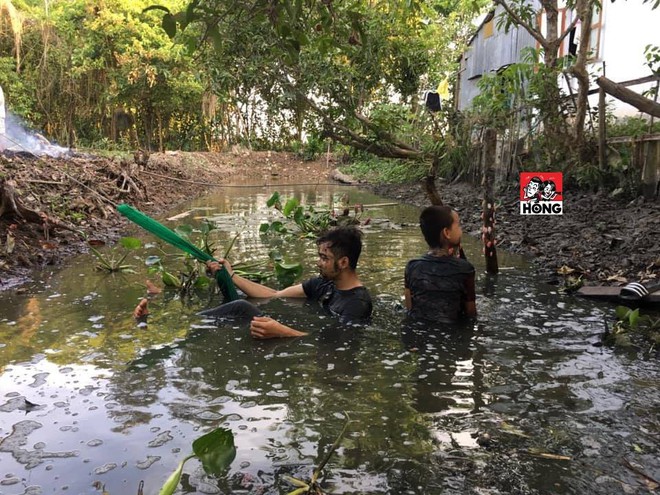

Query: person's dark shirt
[405,254,475,323]
[302,277,372,323]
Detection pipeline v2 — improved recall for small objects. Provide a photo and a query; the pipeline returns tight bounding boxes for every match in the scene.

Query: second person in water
[405,205,477,323]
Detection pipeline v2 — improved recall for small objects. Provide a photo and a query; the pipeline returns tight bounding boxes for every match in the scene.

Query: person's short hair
[419,205,455,249]
[317,227,363,270]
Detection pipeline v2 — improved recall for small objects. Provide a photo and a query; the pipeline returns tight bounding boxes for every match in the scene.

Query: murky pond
[1,182,658,495]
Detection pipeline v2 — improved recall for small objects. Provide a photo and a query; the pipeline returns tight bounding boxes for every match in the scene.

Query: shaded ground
[1,149,658,290]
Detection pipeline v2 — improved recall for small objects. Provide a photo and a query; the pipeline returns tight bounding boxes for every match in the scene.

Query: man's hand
[206,259,233,277]
[249,316,307,339]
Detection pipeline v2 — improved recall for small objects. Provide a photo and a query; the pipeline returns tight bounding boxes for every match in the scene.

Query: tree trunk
[423,157,443,206]
[570,0,594,151]
[481,128,499,274]
[597,76,660,118]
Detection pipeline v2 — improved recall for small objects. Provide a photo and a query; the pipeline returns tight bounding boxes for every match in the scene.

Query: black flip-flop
[619,281,660,301]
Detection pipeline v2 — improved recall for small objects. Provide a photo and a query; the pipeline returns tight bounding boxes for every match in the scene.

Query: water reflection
[0,184,657,494]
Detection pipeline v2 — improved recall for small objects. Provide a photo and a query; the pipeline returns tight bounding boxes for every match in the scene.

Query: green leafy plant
[260,192,335,237]
[605,306,660,350]
[159,427,236,495]
[90,237,141,273]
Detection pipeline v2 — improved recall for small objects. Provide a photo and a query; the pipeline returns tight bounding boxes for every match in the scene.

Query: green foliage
[159,427,236,495]
[605,306,660,350]
[261,191,335,236]
[607,116,660,139]
[342,156,427,184]
[89,237,141,273]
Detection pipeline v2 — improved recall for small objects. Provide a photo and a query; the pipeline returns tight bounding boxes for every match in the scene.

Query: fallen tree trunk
[597,76,660,118]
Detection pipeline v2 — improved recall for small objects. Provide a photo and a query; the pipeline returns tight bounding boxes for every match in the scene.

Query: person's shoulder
[406,254,433,267]
[303,276,333,296]
[455,257,475,273]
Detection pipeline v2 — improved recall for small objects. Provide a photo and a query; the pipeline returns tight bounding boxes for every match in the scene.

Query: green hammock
[117,204,239,301]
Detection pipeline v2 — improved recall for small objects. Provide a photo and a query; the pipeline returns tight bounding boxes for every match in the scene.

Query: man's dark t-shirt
[302,277,372,323]
[405,254,475,323]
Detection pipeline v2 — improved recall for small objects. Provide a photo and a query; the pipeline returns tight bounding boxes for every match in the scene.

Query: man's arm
[250,316,308,339]
[207,260,306,298]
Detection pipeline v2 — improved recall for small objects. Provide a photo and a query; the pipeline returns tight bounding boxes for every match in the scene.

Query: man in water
[206,226,372,339]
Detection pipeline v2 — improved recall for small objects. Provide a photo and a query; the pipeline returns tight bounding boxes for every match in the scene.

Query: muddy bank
[369,180,660,287]
[1,149,658,290]
[0,150,334,289]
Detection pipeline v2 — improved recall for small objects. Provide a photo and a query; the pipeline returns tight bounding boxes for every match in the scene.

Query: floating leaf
[162,271,181,288]
[145,255,162,266]
[283,198,300,217]
[194,275,211,288]
[192,428,236,475]
[120,237,142,250]
[266,192,281,208]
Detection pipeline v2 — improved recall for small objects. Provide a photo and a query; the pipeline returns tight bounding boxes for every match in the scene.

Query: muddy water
[0,183,657,495]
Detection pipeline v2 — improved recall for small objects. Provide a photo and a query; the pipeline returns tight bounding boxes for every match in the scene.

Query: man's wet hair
[317,227,363,270]
[419,205,455,249]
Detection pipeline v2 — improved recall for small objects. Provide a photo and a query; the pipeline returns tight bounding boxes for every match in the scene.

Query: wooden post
[598,60,607,174]
[481,128,499,274]
[641,140,659,200]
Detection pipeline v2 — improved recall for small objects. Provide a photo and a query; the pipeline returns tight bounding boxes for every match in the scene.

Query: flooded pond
[0,182,658,495]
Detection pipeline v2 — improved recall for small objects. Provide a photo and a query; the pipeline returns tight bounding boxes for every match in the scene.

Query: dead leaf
[88,239,106,247]
[557,265,575,275]
[41,241,59,250]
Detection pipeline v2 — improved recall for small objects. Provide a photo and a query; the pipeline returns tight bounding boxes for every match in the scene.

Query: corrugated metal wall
[457,3,539,111]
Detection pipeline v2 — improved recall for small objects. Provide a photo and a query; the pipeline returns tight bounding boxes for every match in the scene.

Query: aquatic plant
[260,191,335,237]
[283,412,351,495]
[159,427,236,495]
[606,306,660,350]
[89,237,141,273]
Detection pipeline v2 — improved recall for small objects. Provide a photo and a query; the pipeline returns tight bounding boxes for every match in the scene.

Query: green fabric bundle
[117,204,239,301]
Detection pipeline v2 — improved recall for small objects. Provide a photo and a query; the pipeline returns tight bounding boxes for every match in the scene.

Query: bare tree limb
[493,0,547,47]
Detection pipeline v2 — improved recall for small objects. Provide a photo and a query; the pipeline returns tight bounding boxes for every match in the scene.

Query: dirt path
[1,150,658,290]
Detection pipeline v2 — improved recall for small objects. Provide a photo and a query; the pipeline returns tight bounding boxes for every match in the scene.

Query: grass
[340,157,427,184]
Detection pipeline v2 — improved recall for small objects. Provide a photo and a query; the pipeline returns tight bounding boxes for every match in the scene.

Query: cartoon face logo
[523,177,543,201]
[541,180,557,201]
